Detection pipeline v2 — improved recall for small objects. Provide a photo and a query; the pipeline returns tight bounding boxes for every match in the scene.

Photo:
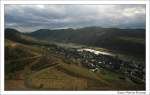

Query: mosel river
[78,48,114,56]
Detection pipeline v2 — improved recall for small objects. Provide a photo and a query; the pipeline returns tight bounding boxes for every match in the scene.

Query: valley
[5,28,145,90]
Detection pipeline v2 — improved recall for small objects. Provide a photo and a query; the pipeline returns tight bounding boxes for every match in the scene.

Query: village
[53,46,145,84]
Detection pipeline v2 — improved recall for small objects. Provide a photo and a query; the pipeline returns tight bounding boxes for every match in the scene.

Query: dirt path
[6,55,42,63]
[24,58,42,88]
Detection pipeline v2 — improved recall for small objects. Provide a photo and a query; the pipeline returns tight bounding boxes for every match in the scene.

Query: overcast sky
[5,4,146,32]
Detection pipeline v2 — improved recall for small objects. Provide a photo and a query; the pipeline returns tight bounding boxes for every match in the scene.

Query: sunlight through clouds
[5,5,146,32]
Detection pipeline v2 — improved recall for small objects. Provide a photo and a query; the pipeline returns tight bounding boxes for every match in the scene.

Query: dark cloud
[5,5,146,32]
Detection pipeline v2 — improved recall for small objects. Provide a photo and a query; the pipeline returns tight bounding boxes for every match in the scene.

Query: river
[77,48,114,56]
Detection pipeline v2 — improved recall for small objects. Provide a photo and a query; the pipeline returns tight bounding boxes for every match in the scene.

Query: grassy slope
[28,55,109,90]
[5,39,145,90]
[30,66,88,90]
[57,63,101,80]
[29,61,144,90]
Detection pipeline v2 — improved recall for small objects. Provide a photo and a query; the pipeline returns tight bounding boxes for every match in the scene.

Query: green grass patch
[57,63,108,85]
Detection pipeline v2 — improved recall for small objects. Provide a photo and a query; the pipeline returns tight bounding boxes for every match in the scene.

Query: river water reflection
[78,48,114,56]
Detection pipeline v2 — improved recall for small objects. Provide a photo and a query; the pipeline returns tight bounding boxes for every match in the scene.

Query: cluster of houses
[51,46,145,83]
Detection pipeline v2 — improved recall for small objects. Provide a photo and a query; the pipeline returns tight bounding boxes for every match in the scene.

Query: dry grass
[31,67,88,90]
[5,80,28,90]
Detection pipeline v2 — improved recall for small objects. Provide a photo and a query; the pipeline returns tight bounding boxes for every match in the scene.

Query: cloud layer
[5,5,146,32]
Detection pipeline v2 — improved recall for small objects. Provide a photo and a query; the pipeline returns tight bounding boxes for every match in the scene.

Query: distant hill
[5,28,52,46]
[27,27,145,58]
[5,27,145,58]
